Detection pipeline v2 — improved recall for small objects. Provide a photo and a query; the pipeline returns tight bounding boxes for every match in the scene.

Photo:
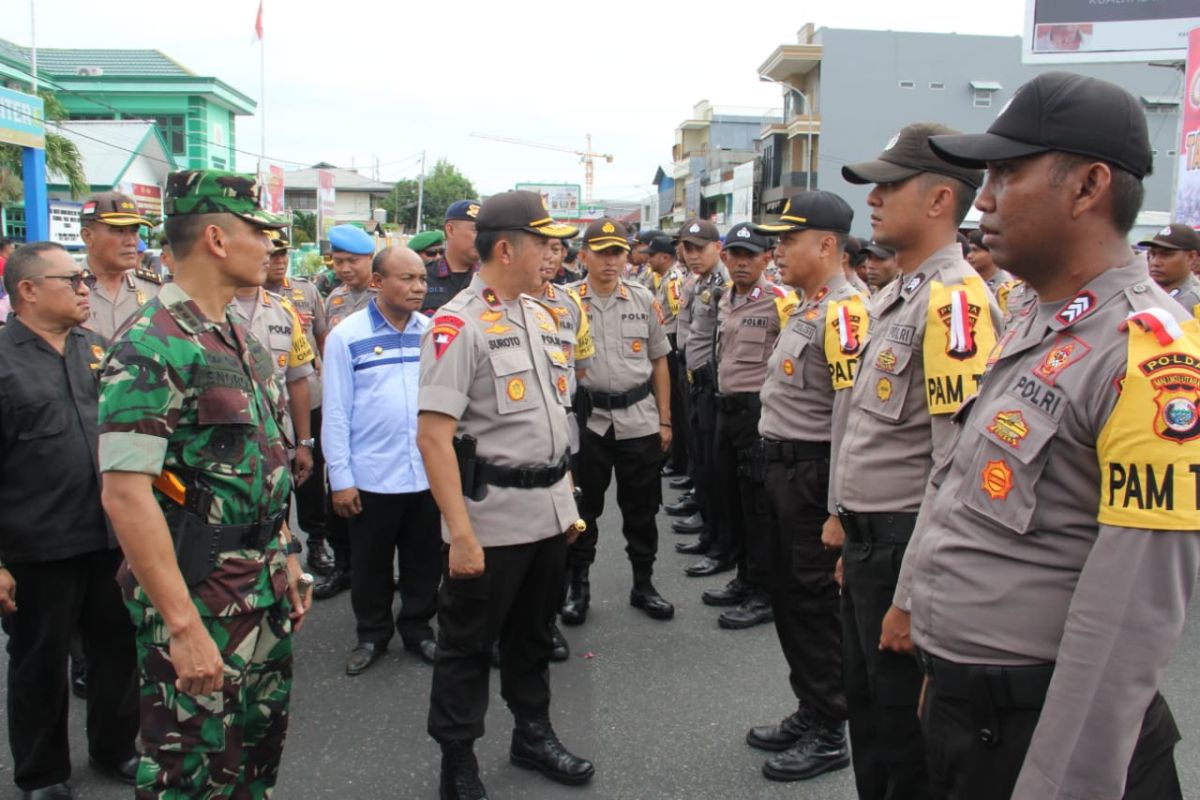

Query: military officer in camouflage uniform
[745,191,866,782]
[418,191,593,800]
[79,192,163,341]
[1138,223,1200,316]
[908,71,1198,800]
[98,170,312,799]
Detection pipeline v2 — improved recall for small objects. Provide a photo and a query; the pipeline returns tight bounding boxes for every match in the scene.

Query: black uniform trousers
[688,376,718,551]
[569,427,663,576]
[665,348,689,473]
[922,674,1181,800]
[3,549,138,791]
[842,534,928,800]
[348,489,441,647]
[763,448,846,724]
[295,403,329,544]
[428,533,568,742]
[712,403,771,590]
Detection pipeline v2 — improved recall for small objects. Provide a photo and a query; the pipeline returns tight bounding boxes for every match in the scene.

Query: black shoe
[719,594,774,629]
[70,660,87,700]
[747,706,815,751]
[685,556,734,577]
[403,638,437,665]
[22,784,72,800]
[674,539,707,554]
[510,716,595,786]
[88,754,139,785]
[490,641,501,669]
[668,476,693,490]
[671,513,705,534]
[345,642,386,676]
[439,739,489,800]
[560,566,590,626]
[661,464,682,477]
[550,624,570,662]
[664,494,698,516]
[630,582,675,620]
[762,720,850,782]
[702,578,753,607]
[305,537,335,576]
[312,567,350,600]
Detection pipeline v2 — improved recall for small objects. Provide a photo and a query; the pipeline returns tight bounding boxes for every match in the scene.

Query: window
[211,156,227,169]
[899,80,915,89]
[929,82,945,90]
[973,91,992,108]
[153,115,186,155]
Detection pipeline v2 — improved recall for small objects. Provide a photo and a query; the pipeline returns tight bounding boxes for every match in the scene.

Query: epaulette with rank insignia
[133,267,163,285]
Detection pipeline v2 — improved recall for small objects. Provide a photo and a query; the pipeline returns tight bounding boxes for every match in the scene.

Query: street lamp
[759,75,813,191]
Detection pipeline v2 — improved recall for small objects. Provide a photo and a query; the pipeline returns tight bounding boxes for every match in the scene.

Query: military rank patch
[91,344,105,362]
[482,287,502,308]
[431,315,464,359]
[875,348,898,373]
[480,310,503,322]
[987,410,1029,448]
[1033,334,1091,386]
[1054,291,1096,327]
[485,323,513,335]
[331,296,345,306]
[507,377,525,401]
[980,459,1014,501]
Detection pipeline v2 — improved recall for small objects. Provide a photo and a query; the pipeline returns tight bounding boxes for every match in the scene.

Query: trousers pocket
[138,642,228,753]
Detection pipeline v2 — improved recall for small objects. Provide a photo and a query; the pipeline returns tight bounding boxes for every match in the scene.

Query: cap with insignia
[647,235,675,255]
[864,241,897,259]
[722,222,774,254]
[755,190,854,235]
[408,230,446,252]
[842,122,984,189]
[81,191,151,227]
[1137,223,1200,252]
[474,191,578,239]
[678,218,720,246]
[583,217,631,252]
[270,233,291,252]
[329,224,375,254]
[445,199,482,222]
[164,169,287,228]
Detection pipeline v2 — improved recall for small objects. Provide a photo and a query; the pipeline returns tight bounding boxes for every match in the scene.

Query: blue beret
[328,224,375,254]
[445,199,481,222]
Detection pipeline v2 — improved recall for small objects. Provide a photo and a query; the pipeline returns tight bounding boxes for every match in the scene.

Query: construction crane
[470,132,614,203]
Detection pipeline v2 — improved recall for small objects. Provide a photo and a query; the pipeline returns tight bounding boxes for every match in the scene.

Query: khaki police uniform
[1166,273,1200,316]
[830,244,1001,796]
[233,288,316,444]
[710,276,796,594]
[569,277,670,581]
[420,273,580,742]
[325,285,377,330]
[537,282,594,455]
[982,267,1016,296]
[902,262,1198,799]
[83,262,163,342]
[652,263,688,473]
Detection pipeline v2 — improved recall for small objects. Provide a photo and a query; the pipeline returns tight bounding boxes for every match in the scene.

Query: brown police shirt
[715,276,797,394]
[83,262,163,342]
[680,265,729,370]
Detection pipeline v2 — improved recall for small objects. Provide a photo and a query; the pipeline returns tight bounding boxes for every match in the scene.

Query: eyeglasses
[422,248,445,258]
[39,273,87,291]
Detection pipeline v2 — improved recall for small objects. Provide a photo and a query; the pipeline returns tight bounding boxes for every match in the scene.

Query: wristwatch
[297,438,316,448]
[287,538,303,556]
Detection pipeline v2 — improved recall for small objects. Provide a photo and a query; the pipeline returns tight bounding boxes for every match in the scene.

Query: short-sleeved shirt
[759,274,869,442]
[83,262,164,342]
[682,265,730,370]
[418,274,578,547]
[233,288,316,444]
[421,256,479,315]
[1165,274,1200,315]
[325,284,377,330]
[651,263,686,339]
[97,282,292,617]
[572,278,670,440]
[831,244,1002,514]
[272,276,326,409]
[716,276,797,394]
[982,267,1016,296]
[538,282,595,393]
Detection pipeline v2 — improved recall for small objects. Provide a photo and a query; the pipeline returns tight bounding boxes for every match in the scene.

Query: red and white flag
[948,289,974,355]
[253,1,263,41]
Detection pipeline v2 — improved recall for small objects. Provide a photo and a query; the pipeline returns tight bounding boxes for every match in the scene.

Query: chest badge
[980,459,1014,501]
[1033,334,1092,386]
[782,358,795,376]
[373,346,384,355]
[557,375,569,394]
[876,376,893,402]
[506,377,526,402]
[987,410,1029,448]
[631,340,643,354]
[485,323,513,335]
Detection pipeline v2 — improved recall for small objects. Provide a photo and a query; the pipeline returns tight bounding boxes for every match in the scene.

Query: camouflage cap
[164,170,287,229]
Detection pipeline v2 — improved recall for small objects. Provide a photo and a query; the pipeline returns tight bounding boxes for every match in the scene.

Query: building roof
[48,120,175,188]
[0,38,192,77]
[283,166,394,193]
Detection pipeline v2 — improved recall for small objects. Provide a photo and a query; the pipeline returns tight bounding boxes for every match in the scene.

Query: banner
[118,181,163,219]
[729,162,755,226]
[48,200,83,248]
[1024,0,1199,63]
[317,169,336,238]
[515,183,581,219]
[258,161,286,215]
[0,86,44,149]
[1178,27,1200,229]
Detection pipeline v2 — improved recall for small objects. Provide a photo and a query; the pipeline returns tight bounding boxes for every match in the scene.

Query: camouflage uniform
[97,170,294,800]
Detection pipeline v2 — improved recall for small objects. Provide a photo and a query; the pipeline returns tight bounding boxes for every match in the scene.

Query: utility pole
[415,150,427,233]
[29,0,37,94]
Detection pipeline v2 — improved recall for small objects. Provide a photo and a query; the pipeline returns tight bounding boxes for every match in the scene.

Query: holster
[574,387,594,427]
[735,439,766,483]
[453,435,486,502]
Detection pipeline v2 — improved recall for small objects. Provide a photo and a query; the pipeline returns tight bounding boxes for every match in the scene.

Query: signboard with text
[1176,27,1200,228]
[48,200,83,248]
[0,86,44,149]
[317,169,336,237]
[515,183,581,219]
[1024,0,1199,63]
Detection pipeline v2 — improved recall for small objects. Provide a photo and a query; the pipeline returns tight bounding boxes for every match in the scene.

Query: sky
[6,0,1025,203]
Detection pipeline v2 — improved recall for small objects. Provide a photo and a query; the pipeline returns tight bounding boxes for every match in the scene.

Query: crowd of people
[0,69,1197,800]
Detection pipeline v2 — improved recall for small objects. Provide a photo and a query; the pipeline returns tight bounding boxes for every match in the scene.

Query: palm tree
[0,90,89,204]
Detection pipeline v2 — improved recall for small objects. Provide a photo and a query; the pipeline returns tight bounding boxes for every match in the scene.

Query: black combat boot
[559,566,590,626]
[439,740,488,800]
[510,714,594,786]
[762,715,850,782]
[746,704,815,751]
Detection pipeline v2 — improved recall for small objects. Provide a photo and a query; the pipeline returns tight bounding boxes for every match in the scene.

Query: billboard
[515,183,581,219]
[117,181,163,219]
[317,169,336,237]
[1024,0,1200,63]
[1176,27,1200,228]
[0,86,44,149]
[258,160,286,215]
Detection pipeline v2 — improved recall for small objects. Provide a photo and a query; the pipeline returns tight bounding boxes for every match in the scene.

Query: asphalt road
[3,479,1199,799]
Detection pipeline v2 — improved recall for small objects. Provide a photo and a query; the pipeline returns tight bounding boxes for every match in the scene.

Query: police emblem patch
[876,377,893,402]
[980,459,1014,500]
[1033,334,1091,385]
[557,375,569,394]
[782,359,795,376]
[987,410,1029,448]
[632,340,643,354]
[507,377,526,401]
[432,315,464,359]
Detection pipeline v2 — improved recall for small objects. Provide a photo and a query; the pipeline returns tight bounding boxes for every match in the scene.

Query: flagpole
[259,1,266,161]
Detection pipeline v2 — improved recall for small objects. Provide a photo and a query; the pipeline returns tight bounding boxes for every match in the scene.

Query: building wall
[814,28,1181,239]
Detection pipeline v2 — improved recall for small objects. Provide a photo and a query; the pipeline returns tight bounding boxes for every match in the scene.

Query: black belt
[476,454,570,489]
[836,507,917,544]
[687,364,714,387]
[168,508,286,554]
[588,381,652,410]
[716,392,761,414]
[762,439,830,463]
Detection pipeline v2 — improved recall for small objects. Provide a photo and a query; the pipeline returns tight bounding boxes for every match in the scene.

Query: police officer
[830,122,1001,799]
[315,223,378,599]
[264,237,334,574]
[418,190,593,800]
[966,228,1015,295]
[564,218,674,625]
[421,200,481,314]
[79,192,162,341]
[676,219,729,572]
[744,192,866,782]
[902,71,1198,800]
[862,242,899,294]
[98,169,312,798]
[1138,223,1200,315]
[647,234,688,477]
[702,222,796,629]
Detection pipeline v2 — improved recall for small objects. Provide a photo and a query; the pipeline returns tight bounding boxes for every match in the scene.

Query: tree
[382,159,477,232]
[0,90,89,204]
[291,210,316,244]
